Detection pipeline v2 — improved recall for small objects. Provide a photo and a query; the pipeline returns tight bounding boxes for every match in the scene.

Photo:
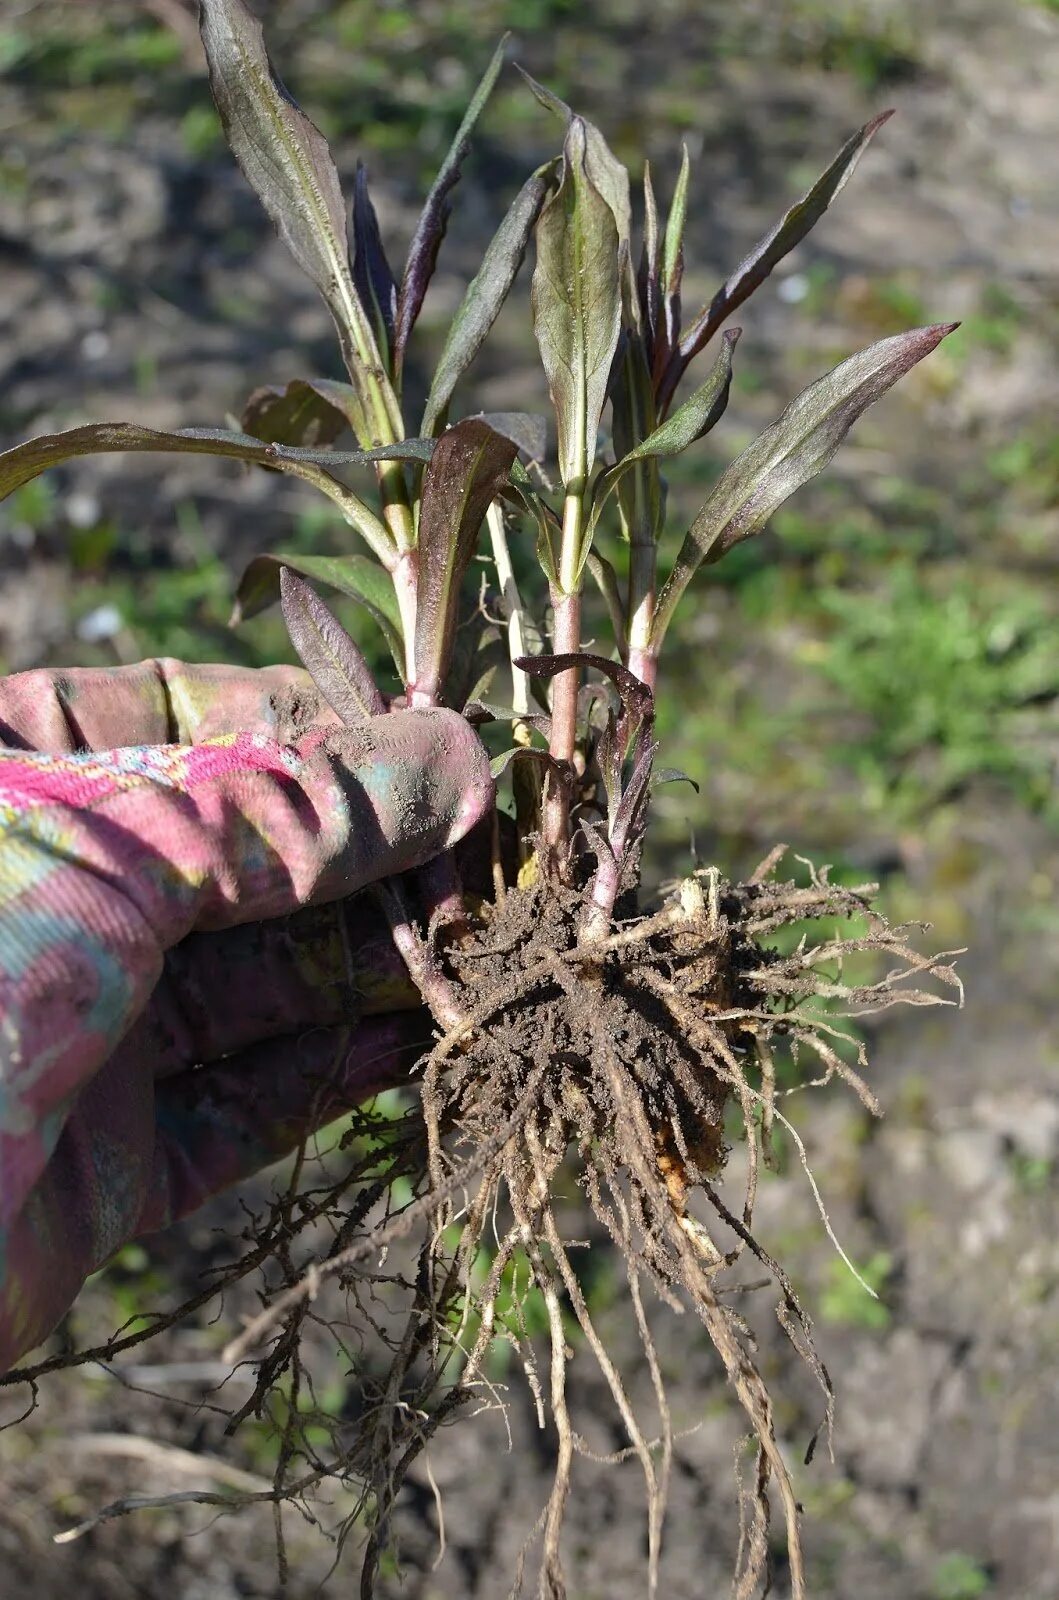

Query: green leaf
[413,419,518,701]
[653,142,690,382]
[232,551,404,672]
[421,162,558,437]
[590,327,739,543]
[518,70,631,257]
[531,118,622,494]
[0,421,405,566]
[652,322,958,645]
[394,35,509,375]
[242,378,359,446]
[280,567,385,722]
[668,110,894,403]
[198,0,400,442]
[661,143,690,305]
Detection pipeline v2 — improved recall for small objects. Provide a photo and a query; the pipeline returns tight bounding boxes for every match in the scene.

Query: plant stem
[392,550,419,688]
[544,489,585,855]
[626,533,658,692]
[487,503,531,720]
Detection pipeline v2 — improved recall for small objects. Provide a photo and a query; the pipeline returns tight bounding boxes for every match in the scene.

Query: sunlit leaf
[280,567,385,721]
[653,142,690,384]
[394,35,509,376]
[652,322,957,644]
[413,419,518,701]
[198,0,399,440]
[421,162,557,436]
[532,118,622,502]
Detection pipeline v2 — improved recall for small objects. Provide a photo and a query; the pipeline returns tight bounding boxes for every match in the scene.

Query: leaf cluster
[0,0,956,872]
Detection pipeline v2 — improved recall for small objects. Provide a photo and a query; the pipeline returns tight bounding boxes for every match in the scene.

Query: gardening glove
[0,658,492,1373]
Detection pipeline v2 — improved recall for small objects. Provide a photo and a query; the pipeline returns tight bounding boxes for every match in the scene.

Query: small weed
[820,1250,893,1329]
[931,1551,992,1600]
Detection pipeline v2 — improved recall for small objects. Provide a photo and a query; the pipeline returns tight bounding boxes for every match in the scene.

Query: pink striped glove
[0,659,492,1372]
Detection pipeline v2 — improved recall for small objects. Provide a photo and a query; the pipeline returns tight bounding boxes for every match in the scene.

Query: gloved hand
[0,658,492,1372]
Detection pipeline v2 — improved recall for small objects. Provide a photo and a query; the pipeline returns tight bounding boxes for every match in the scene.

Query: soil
[1,2,1058,1597]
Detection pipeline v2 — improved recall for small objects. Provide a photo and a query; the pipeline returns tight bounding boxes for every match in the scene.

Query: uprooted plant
[0,2,964,1593]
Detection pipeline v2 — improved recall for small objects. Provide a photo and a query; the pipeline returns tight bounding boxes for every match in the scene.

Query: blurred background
[0,1,1057,1596]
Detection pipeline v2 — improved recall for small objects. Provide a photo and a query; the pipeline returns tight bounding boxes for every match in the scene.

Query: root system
[3,849,961,1598]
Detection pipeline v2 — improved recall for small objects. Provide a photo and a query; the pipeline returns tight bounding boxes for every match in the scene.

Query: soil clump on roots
[336,857,962,1599]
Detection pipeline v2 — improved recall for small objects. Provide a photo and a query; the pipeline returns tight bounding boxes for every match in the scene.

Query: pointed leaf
[590,327,739,543]
[232,551,404,672]
[666,110,894,404]
[518,70,631,257]
[198,0,398,440]
[421,161,557,436]
[352,162,397,360]
[532,118,622,498]
[637,160,661,359]
[280,567,386,721]
[653,142,690,385]
[413,419,518,700]
[652,323,958,644]
[242,378,357,447]
[394,35,509,374]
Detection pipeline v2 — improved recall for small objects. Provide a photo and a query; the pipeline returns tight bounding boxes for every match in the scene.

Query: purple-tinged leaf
[232,551,404,672]
[394,36,509,377]
[280,567,385,721]
[420,160,557,436]
[352,162,398,360]
[516,651,651,721]
[660,110,894,409]
[532,118,622,497]
[242,378,359,447]
[653,322,958,645]
[637,161,661,364]
[413,419,518,702]
[198,0,399,441]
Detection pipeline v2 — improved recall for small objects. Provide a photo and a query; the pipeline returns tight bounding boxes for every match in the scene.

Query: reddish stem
[544,586,582,856]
